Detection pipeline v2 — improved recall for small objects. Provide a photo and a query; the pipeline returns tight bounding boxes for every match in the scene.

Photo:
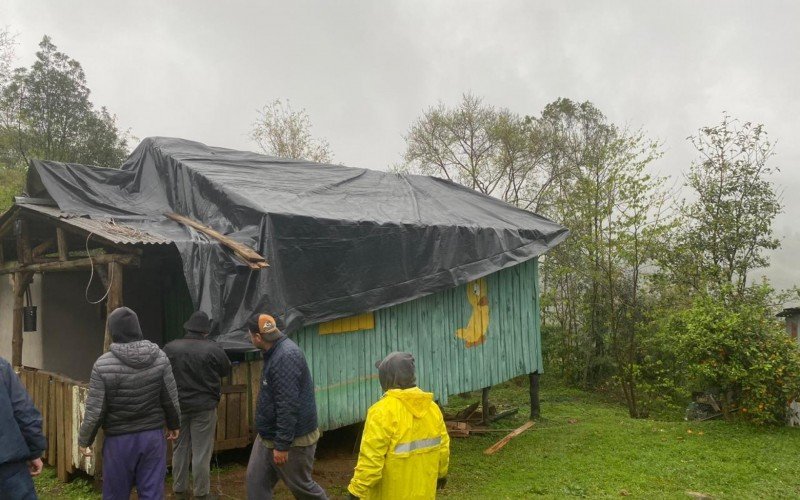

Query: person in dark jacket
[78,307,181,500]
[1,356,46,500]
[245,313,327,500]
[164,311,231,499]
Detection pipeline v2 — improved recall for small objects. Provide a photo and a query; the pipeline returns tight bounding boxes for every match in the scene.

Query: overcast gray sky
[4,0,799,290]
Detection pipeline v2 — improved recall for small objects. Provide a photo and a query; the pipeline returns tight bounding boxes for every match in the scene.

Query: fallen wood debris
[489,407,518,423]
[483,420,535,455]
[446,421,470,438]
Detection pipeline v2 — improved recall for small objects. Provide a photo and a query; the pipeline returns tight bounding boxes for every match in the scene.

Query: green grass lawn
[34,377,800,499]
[441,378,800,499]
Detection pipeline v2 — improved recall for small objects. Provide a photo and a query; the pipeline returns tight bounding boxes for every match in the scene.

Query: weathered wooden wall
[295,257,542,430]
[17,363,256,480]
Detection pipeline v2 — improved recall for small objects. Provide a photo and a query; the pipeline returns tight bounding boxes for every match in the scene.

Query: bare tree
[251,99,333,163]
[402,93,556,212]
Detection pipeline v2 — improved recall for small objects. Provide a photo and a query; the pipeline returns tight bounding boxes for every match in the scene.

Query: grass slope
[34,378,800,499]
[441,379,800,499]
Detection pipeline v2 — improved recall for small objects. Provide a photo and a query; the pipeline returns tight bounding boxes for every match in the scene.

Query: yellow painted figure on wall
[456,278,489,347]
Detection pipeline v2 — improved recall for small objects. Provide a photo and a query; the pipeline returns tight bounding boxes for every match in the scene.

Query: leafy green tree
[250,99,333,163]
[669,115,781,295]
[0,35,128,210]
[538,99,672,418]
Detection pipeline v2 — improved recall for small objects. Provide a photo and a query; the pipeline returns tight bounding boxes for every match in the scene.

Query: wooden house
[0,137,567,480]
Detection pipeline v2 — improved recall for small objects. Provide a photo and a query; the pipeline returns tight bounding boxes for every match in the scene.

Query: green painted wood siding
[294,258,542,430]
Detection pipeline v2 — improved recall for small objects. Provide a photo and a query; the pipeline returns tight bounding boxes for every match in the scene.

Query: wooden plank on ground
[483,420,535,455]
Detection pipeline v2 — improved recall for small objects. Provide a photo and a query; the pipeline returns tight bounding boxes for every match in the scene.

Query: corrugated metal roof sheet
[19,204,171,246]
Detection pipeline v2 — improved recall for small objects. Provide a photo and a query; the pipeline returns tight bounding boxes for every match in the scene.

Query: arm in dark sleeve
[160,356,181,430]
[214,346,232,378]
[78,363,107,448]
[5,362,46,458]
[272,352,303,451]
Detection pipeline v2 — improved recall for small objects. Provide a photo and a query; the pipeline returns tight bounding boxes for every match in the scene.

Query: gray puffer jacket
[78,340,181,447]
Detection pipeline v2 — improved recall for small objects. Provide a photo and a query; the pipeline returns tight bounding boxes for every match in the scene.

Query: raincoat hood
[385,387,434,419]
[110,340,160,369]
[376,351,416,391]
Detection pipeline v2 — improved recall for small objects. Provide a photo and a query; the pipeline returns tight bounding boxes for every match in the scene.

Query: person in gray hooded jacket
[78,307,181,500]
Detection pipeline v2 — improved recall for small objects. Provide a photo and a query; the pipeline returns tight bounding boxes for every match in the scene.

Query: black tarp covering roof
[26,137,569,349]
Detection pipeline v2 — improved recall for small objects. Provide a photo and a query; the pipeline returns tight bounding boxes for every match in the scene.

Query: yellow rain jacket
[347,387,450,499]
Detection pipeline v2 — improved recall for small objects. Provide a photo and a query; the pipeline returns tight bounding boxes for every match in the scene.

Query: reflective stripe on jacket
[347,387,450,499]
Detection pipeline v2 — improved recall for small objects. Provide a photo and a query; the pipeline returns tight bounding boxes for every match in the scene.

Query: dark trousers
[246,438,327,500]
[0,461,36,500]
[102,428,166,500]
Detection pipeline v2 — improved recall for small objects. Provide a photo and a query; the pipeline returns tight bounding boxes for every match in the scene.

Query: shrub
[650,285,800,425]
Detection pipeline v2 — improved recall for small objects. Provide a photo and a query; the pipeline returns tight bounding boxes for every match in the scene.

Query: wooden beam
[18,208,141,256]
[481,387,491,425]
[0,253,139,275]
[103,260,124,351]
[16,219,32,265]
[56,228,68,261]
[0,207,19,240]
[483,421,535,455]
[165,212,268,269]
[11,271,34,367]
[32,237,55,258]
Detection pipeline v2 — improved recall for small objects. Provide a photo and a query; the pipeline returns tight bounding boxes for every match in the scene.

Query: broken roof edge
[14,203,172,246]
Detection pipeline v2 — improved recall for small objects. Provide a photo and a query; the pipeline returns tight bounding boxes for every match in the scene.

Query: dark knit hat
[183,311,211,334]
[376,352,416,391]
[108,307,143,344]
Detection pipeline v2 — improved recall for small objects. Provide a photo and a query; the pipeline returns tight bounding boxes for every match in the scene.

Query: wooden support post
[103,260,124,351]
[11,271,34,367]
[529,371,541,419]
[16,219,31,265]
[481,387,491,425]
[56,228,68,261]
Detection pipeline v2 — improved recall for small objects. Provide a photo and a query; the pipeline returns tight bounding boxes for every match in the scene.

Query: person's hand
[273,449,289,466]
[28,458,43,476]
[166,429,180,441]
[80,447,93,458]
[437,477,447,490]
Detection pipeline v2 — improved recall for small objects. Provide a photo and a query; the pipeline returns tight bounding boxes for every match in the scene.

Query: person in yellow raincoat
[347,352,450,499]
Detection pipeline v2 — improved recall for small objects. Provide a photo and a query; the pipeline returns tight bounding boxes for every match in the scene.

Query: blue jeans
[0,461,37,500]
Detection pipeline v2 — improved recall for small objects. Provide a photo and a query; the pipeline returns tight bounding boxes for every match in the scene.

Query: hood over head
[110,340,161,369]
[108,307,143,344]
[376,352,416,392]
